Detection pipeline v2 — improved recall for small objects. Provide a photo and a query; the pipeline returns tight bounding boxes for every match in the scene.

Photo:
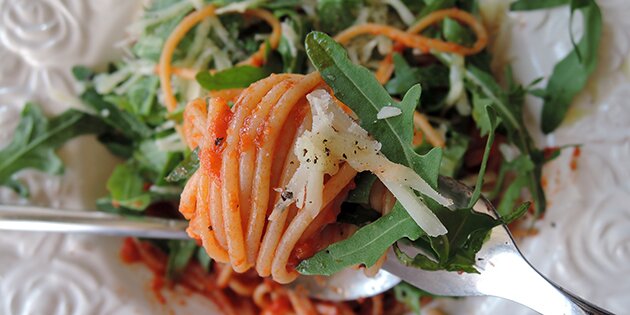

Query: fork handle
[552,284,615,315]
[478,246,614,315]
[0,205,190,240]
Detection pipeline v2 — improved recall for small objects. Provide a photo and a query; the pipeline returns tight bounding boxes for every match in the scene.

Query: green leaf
[419,0,455,17]
[134,140,170,175]
[386,53,449,97]
[393,282,429,315]
[538,0,601,133]
[439,130,469,177]
[132,0,192,62]
[496,155,535,217]
[316,0,363,34]
[502,202,530,225]
[166,240,197,279]
[71,66,94,81]
[106,164,151,211]
[0,103,106,195]
[402,200,501,273]
[468,98,498,208]
[297,205,424,276]
[454,56,546,216]
[196,247,213,272]
[336,203,381,227]
[80,88,152,140]
[127,75,160,116]
[275,10,307,73]
[165,148,199,183]
[196,66,270,91]
[510,0,570,11]
[443,17,474,46]
[345,172,377,205]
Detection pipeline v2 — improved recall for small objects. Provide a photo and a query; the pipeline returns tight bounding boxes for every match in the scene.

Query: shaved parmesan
[376,106,402,119]
[272,90,451,236]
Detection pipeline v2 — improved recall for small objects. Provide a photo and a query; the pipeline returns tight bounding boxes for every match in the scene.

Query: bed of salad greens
[0,0,600,311]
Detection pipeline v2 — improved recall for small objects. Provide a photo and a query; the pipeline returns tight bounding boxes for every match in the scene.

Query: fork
[294,176,614,314]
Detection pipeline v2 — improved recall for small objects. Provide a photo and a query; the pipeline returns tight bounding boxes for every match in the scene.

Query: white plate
[1,1,628,314]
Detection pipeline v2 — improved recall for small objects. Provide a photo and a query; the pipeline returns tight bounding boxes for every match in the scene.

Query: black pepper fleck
[281,190,293,201]
[214,137,224,146]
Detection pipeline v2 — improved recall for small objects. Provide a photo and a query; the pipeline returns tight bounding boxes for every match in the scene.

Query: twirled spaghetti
[180,72,368,283]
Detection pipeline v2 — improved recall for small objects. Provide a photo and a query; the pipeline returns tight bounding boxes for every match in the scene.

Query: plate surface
[1,1,628,314]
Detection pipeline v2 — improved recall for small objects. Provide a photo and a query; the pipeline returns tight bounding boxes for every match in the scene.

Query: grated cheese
[376,106,402,119]
[271,90,452,236]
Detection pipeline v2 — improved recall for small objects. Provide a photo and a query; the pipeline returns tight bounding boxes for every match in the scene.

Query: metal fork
[294,176,613,314]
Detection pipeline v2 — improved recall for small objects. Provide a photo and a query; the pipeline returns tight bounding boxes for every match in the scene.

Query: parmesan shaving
[384,0,416,26]
[376,106,402,119]
[271,90,451,237]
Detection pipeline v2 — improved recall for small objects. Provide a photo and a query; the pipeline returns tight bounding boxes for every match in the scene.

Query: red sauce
[119,237,169,304]
[289,240,320,270]
[570,146,581,170]
[200,97,232,179]
[261,296,292,315]
[120,237,141,263]
[151,275,167,304]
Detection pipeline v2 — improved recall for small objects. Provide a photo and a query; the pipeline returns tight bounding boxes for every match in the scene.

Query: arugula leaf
[0,103,106,195]
[134,140,170,175]
[196,247,213,272]
[439,130,469,177]
[275,9,307,73]
[496,155,534,217]
[502,202,530,225]
[386,53,449,98]
[512,0,601,133]
[540,0,601,133]
[71,65,94,82]
[397,200,501,273]
[394,282,430,315]
[510,0,570,11]
[468,92,499,207]
[106,164,151,211]
[196,66,270,91]
[166,240,197,279]
[127,75,160,117]
[443,17,474,46]
[419,0,455,17]
[316,0,363,34]
[81,88,152,140]
[165,148,199,183]
[455,58,546,216]
[336,203,381,227]
[132,0,192,62]
[297,205,424,276]
[345,172,377,205]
